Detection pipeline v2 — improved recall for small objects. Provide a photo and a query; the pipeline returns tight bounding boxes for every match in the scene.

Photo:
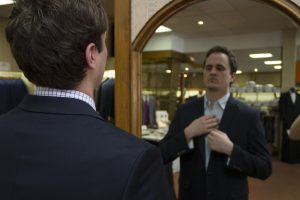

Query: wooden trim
[115,0,131,132]
[143,50,186,62]
[131,51,142,137]
[264,0,300,26]
[296,60,300,85]
[143,50,203,68]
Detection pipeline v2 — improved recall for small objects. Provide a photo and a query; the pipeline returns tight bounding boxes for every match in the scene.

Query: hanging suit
[279,89,300,163]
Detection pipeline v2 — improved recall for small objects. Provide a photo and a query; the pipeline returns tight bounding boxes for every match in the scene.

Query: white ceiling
[164,0,298,38]
[147,0,300,73]
[1,0,299,73]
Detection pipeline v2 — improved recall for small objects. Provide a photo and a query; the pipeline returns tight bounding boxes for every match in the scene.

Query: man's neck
[74,83,95,100]
[206,89,229,102]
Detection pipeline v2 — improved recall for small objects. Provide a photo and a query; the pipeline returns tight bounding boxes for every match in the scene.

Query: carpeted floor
[172,159,300,199]
[249,159,300,200]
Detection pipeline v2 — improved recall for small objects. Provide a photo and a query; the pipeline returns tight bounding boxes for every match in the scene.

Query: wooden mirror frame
[115,0,300,137]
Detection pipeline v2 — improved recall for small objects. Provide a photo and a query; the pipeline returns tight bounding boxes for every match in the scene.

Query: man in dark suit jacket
[0,1,171,199]
[159,46,272,200]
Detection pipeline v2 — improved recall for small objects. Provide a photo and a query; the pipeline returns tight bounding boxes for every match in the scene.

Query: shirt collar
[34,87,96,111]
[204,92,230,110]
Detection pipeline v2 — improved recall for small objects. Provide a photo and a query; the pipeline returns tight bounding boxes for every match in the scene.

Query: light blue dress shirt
[204,93,229,169]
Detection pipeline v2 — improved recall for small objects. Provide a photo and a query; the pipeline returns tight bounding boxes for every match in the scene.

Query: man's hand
[184,115,219,141]
[208,130,233,156]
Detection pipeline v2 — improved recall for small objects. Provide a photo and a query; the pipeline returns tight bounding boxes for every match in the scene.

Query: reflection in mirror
[141,0,300,199]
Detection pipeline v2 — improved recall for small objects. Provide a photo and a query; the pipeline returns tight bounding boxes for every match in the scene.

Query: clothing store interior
[0,0,300,199]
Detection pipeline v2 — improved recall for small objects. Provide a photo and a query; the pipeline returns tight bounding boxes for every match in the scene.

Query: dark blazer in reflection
[0,95,171,200]
[278,90,300,163]
[159,96,272,200]
[278,90,300,129]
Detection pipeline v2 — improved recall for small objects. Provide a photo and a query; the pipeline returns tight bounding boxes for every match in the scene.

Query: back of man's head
[6,0,108,89]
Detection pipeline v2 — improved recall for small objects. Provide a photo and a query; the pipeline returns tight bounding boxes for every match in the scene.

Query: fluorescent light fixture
[274,65,282,70]
[185,67,189,71]
[0,0,14,6]
[249,53,273,58]
[264,60,282,65]
[236,70,242,74]
[166,69,172,74]
[155,25,172,33]
[198,21,204,25]
[254,68,258,72]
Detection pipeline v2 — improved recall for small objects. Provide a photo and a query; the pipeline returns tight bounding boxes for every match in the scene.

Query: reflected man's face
[203,52,234,92]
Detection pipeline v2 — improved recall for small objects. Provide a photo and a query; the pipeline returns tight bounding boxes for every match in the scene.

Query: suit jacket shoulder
[0,95,171,200]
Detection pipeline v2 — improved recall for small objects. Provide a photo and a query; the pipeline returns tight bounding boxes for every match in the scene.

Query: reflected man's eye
[216,65,225,71]
[205,65,212,71]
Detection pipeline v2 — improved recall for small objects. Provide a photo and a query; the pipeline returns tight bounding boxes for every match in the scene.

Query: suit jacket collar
[18,95,105,121]
[192,97,205,167]
[219,95,237,132]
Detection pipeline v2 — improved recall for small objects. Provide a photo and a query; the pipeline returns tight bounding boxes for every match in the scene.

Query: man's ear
[230,73,235,83]
[85,43,97,69]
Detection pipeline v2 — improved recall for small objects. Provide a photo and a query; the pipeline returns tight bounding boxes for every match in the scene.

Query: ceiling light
[166,69,172,74]
[254,68,258,72]
[249,53,273,58]
[155,25,172,33]
[274,65,282,70]
[189,56,195,62]
[236,70,242,74]
[264,60,282,65]
[198,21,204,25]
[185,67,189,71]
[0,0,14,6]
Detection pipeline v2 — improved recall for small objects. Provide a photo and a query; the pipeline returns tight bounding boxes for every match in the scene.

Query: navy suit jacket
[0,95,171,200]
[159,96,272,200]
[278,91,300,129]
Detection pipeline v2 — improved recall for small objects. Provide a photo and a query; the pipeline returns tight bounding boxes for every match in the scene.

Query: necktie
[205,101,215,170]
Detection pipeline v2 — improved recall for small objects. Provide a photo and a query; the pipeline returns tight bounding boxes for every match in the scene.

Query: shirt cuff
[188,139,194,149]
[226,157,231,166]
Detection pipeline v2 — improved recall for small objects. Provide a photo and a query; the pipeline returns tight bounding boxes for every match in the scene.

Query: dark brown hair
[6,0,108,89]
[204,45,237,74]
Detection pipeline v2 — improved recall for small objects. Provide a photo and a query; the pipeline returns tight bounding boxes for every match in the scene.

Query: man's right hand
[184,115,219,141]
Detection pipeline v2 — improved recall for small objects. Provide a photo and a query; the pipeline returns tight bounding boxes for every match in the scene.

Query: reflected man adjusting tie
[159,45,272,200]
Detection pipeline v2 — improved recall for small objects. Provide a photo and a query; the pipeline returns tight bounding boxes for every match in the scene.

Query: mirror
[140,0,300,199]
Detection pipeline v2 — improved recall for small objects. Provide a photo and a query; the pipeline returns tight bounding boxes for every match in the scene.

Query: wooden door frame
[115,0,300,137]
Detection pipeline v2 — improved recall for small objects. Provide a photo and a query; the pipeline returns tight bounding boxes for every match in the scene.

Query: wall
[131,0,171,42]
[0,18,18,72]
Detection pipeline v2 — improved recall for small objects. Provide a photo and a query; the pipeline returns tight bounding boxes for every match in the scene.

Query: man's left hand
[207,130,233,156]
